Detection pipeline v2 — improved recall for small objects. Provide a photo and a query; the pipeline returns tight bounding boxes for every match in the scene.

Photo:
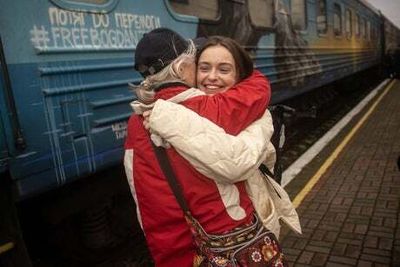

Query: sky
[365,0,400,29]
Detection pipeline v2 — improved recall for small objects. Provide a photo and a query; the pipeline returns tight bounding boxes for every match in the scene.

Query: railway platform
[280,79,400,266]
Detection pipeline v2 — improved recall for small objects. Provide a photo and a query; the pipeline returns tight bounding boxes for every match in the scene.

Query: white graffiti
[49,8,85,27]
[111,122,127,140]
[30,7,161,50]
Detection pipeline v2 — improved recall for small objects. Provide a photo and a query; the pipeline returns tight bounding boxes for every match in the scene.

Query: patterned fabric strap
[191,218,288,267]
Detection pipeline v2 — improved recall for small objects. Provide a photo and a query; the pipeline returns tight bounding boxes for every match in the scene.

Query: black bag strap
[258,163,275,179]
[152,144,191,215]
[258,163,282,199]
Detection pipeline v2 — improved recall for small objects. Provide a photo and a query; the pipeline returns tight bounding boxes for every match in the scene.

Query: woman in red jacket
[125,28,286,266]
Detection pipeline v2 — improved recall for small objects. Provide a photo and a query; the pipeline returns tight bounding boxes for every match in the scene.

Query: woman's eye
[220,68,231,74]
[198,65,210,72]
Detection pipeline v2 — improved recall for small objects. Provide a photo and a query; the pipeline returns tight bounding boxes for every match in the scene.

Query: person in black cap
[129,27,200,105]
[134,27,197,78]
[124,29,290,266]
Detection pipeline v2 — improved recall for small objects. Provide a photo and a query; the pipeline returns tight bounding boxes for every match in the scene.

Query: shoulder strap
[258,164,282,199]
[152,144,191,215]
[258,163,275,179]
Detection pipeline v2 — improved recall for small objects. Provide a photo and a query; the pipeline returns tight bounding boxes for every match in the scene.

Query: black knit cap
[134,28,190,78]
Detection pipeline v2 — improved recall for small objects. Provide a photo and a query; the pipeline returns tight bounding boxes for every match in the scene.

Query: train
[1,0,399,265]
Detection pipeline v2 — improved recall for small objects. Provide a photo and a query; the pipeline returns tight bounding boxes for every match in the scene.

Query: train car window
[360,16,365,38]
[248,0,274,28]
[168,0,219,21]
[50,0,117,13]
[333,3,342,36]
[345,9,352,38]
[370,24,374,41]
[372,25,377,41]
[170,0,189,3]
[355,14,360,37]
[367,21,371,40]
[68,0,108,3]
[363,18,367,39]
[291,0,307,31]
[316,0,327,34]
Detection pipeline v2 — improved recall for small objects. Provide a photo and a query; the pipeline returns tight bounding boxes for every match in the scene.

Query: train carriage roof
[359,0,380,16]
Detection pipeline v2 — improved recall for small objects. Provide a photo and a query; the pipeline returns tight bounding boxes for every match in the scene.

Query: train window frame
[316,0,328,36]
[49,0,119,13]
[360,16,365,38]
[290,0,308,32]
[166,0,220,23]
[370,24,374,41]
[372,24,378,42]
[247,0,274,30]
[333,3,342,37]
[345,8,352,39]
[355,13,360,38]
[367,21,371,41]
[362,17,367,39]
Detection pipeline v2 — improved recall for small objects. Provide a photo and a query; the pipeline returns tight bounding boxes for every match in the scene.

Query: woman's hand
[142,110,152,130]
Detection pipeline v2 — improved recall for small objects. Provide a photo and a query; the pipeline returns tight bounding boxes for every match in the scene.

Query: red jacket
[124,70,270,266]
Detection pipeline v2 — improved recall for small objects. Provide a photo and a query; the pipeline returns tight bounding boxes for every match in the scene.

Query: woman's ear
[171,61,183,79]
[178,62,188,80]
[179,62,187,73]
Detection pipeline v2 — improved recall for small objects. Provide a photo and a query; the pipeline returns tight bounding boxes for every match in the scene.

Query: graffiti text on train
[30,7,161,51]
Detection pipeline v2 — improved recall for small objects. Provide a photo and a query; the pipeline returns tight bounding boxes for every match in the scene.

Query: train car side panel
[0,0,200,198]
[0,0,395,198]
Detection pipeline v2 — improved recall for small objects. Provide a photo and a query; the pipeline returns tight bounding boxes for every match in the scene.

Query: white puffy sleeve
[149,99,275,184]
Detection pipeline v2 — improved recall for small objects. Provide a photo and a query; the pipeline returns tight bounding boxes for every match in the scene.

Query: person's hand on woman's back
[142,110,152,130]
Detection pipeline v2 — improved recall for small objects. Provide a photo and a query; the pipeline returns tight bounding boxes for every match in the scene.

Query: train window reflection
[372,25,377,41]
[68,0,109,3]
[291,0,307,31]
[355,14,360,37]
[345,9,352,38]
[49,0,117,12]
[168,0,219,21]
[316,0,327,34]
[360,17,365,38]
[333,3,342,36]
[248,0,274,28]
[367,21,371,40]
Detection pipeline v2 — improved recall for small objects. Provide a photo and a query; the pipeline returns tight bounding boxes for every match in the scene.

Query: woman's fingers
[142,110,152,130]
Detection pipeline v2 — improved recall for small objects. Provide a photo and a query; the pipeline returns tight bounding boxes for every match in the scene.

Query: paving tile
[311,253,329,266]
[297,251,314,265]
[281,80,400,266]
[329,255,357,265]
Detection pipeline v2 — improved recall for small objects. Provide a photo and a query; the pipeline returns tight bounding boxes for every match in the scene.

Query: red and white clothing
[124,71,270,266]
[148,100,302,239]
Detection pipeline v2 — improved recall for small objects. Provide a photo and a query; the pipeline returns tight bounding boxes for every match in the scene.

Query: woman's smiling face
[196,45,238,95]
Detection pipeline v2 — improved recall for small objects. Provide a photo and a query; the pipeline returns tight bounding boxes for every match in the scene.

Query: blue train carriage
[0,0,386,206]
[0,0,200,264]
[0,0,200,199]
[167,0,383,103]
[383,13,400,56]
[260,0,382,101]
[0,0,393,264]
